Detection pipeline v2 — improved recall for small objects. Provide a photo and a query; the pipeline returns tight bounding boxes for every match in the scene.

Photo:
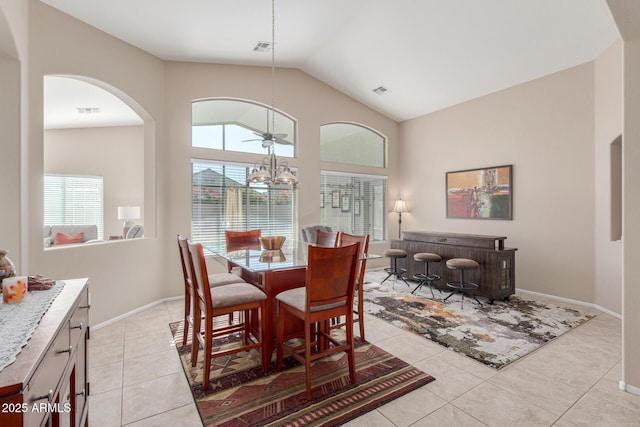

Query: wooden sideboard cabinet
[0,278,90,427]
[392,231,517,303]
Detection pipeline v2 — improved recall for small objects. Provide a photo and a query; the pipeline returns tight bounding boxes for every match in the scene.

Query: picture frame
[331,191,340,208]
[341,194,350,212]
[320,192,325,208]
[446,164,512,220]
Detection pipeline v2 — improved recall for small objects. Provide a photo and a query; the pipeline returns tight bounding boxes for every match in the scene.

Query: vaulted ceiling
[42,0,618,128]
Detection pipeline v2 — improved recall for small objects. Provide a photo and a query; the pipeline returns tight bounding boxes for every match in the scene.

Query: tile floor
[88,286,640,426]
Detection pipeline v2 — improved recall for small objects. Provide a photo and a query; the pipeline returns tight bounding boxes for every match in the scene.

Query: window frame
[319,170,388,242]
[44,173,105,242]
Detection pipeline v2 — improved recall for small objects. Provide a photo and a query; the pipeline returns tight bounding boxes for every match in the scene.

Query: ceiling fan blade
[242,138,263,142]
[274,138,293,145]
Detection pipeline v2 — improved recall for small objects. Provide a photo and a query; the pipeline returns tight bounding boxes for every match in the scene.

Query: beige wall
[621,36,640,394]
[399,63,597,302]
[20,2,397,324]
[26,1,164,324]
[594,40,623,314]
[1,0,636,392]
[0,0,25,272]
[44,125,145,238]
[606,0,640,397]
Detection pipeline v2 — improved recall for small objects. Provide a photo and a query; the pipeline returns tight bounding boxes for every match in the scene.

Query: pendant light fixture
[248,0,298,187]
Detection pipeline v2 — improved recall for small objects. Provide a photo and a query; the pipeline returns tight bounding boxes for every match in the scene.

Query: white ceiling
[41,0,618,128]
[44,76,142,129]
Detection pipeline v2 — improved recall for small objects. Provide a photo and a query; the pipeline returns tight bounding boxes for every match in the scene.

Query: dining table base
[232,263,308,367]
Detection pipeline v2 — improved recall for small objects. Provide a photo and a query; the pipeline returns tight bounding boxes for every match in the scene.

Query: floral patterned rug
[362,271,598,369]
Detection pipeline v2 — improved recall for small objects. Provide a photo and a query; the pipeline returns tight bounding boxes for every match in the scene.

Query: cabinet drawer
[23,327,70,427]
[69,288,89,347]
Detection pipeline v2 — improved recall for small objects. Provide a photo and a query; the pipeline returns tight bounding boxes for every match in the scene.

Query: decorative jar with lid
[0,249,16,283]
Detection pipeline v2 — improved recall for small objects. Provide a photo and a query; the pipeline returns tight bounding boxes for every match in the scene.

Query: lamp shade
[118,206,140,220]
[393,200,407,213]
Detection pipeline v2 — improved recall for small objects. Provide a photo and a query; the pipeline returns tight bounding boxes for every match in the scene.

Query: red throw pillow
[53,232,84,246]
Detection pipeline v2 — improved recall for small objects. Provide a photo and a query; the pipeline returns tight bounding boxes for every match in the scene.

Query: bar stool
[444,258,482,309]
[412,253,441,298]
[381,249,411,288]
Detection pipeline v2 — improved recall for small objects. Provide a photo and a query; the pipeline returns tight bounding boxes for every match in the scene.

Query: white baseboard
[619,381,640,396]
[92,273,623,330]
[91,295,182,331]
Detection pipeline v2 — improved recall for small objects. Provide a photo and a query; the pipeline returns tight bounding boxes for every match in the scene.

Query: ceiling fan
[243,111,291,148]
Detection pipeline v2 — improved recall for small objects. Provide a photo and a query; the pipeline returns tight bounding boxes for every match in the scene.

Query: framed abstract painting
[446,164,513,220]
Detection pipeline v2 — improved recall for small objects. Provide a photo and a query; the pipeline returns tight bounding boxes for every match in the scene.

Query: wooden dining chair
[335,232,370,341]
[314,229,339,247]
[186,239,268,391]
[225,229,261,251]
[299,225,333,243]
[275,243,360,401]
[224,229,262,276]
[177,235,198,346]
[177,235,246,346]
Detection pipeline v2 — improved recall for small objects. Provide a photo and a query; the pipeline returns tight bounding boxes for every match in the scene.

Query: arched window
[320,122,385,167]
[192,98,295,158]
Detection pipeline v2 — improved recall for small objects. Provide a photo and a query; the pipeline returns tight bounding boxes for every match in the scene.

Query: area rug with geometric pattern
[169,321,435,426]
[362,271,598,369]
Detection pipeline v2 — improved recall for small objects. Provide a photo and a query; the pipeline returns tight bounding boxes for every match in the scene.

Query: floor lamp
[393,200,407,239]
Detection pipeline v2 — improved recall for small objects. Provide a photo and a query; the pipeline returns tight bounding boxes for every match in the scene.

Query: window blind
[44,175,104,239]
[191,159,298,253]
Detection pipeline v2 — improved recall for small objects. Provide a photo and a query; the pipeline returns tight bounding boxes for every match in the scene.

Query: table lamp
[118,206,140,237]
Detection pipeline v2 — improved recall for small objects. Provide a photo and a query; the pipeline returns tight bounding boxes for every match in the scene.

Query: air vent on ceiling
[253,41,273,52]
[77,107,100,114]
[373,86,390,95]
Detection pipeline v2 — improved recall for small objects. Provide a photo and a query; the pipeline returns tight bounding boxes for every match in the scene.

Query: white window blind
[320,171,387,241]
[192,160,297,252]
[44,175,104,239]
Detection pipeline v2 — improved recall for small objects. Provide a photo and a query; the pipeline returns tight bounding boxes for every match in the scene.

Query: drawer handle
[31,389,53,402]
[71,322,83,330]
[79,304,91,310]
[57,346,73,354]
[76,389,85,398]
[437,237,447,242]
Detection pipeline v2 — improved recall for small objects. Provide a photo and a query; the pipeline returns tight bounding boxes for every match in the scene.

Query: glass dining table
[206,240,380,365]
[212,240,309,274]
